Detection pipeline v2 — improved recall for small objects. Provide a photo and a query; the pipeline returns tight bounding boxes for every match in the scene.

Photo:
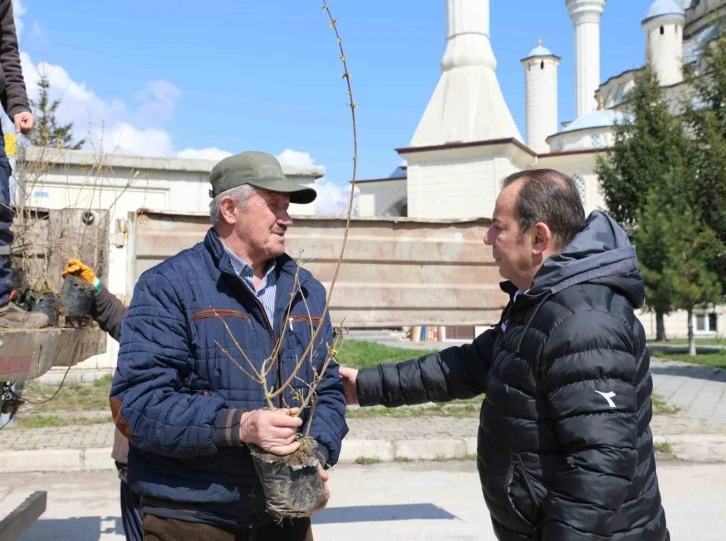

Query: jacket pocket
[193,309,250,322]
[508,454,542,530]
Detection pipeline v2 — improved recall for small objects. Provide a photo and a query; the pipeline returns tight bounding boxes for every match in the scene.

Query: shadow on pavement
[19,516,123,541]
[314,503,457,524]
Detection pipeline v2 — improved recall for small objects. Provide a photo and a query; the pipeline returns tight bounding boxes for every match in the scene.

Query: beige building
[357,0,725,340]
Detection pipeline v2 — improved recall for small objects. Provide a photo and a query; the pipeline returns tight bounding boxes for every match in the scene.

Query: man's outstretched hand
[239,408,303,456]
[339,366,359,406]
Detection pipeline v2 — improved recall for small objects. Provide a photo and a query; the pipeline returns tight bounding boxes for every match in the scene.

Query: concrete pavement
[3,461,725,540]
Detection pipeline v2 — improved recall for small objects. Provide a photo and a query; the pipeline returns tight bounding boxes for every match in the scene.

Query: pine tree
[29,73,86,150]
[634,188,723,356]
[596,67,691,341]
[682,35,726,292]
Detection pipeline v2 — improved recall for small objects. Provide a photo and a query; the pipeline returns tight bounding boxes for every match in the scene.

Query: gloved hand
[62,258,96,284]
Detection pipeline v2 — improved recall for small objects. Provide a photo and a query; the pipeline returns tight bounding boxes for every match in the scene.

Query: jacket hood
[527,211,645,308]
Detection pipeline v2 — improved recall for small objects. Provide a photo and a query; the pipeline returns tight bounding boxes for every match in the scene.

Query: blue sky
[17,0,653,187]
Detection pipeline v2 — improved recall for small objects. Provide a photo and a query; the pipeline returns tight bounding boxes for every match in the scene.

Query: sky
[14,0,657,200]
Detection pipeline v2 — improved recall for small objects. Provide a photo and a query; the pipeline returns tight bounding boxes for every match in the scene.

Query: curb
[2,435,726,473]
[653,434,726,463]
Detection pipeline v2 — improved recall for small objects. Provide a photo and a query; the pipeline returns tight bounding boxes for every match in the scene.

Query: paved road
[2,460,724,540]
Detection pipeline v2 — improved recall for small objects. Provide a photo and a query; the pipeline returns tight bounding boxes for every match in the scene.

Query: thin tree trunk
[687,308,697,356]
[655,309,668,342]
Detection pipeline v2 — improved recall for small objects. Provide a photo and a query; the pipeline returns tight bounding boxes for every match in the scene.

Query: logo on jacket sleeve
[595,390,617,408]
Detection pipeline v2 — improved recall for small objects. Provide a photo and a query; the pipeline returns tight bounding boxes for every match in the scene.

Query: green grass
[354,456,382,465]
[648,338,725,346]
[653,350,726,369]
[653,442,673,455]
[337,340,438,369]
[13,414,111,429]
[346,403,481,419]
[22,374,113,412]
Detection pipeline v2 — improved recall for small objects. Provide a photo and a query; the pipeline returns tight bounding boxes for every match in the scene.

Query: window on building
[660,26,665,35]
[572,175,586,203]
[694,312,719,334]
[709,313,718,333]
[540,61,544,70]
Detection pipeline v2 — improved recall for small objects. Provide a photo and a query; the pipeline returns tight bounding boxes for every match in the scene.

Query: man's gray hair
[209,184,257,228]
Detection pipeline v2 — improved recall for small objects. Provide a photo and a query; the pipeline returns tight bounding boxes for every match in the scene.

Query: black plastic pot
[59,275,95,317]
[30,292,58,326]
[249,444,327,519]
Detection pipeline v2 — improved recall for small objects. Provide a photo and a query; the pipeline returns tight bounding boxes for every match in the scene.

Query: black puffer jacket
[357,211,667,541]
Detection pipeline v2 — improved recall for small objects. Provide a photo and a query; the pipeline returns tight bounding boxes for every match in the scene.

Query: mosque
[354,0,725,338]
[356,0,722,221]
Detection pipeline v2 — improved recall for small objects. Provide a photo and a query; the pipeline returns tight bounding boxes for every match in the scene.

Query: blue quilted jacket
[110,228,348,527]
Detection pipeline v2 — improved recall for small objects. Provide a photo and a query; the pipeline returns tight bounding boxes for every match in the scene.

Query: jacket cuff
[213,409,244,448]
[357,366,384,407]
[315,442,330,468]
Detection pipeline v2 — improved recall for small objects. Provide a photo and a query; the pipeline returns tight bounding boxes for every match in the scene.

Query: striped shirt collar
[221,242,277,324]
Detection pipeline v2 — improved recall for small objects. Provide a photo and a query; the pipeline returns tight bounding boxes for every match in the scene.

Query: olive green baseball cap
[208,151,317,204]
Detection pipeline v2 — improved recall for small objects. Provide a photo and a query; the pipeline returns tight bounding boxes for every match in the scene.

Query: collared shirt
[222,243,277,325]
[501,290,523,333]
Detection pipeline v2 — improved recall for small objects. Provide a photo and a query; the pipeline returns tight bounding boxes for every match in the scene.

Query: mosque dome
[524,39,557,59]
[643,0,685,24]
[561,109,631,134]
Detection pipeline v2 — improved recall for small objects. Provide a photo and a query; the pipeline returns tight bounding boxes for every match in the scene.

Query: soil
[252,435,318,466]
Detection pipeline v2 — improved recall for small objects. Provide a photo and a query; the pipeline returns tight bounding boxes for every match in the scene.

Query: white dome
[528,44,553,57]
[562,109,631,134]
[643,0,685,23]
[524,39,556,59]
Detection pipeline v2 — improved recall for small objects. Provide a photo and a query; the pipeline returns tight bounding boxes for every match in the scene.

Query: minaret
[522,40,560,154]
[643,0,685,86]
[409,0,522,146]
[566,0,607,118]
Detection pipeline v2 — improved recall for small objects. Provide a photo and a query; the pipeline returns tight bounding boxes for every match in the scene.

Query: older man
[341,169,668,541]
[111,151,347,541]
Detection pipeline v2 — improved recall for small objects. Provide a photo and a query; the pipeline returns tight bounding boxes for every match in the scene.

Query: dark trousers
[142,514,312,541]
[0,138,12,305]
[120,480,144,541]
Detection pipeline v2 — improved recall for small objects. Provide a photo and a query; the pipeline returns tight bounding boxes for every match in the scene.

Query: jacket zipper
[517,454,541,535]
[250,294,282,409]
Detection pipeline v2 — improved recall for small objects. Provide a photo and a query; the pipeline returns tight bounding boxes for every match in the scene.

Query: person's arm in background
[63,259,127,341]
[0,0,34,133]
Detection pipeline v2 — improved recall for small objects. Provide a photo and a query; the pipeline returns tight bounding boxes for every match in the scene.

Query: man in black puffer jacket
[340,169,668,541]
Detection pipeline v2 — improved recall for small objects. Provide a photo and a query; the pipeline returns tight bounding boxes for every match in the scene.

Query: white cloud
[312,178,359,216]
[277,149,316,168]
[133,79,182,125]
[177,147,233,161]
[100,122,176,156]
[13,0,26,40]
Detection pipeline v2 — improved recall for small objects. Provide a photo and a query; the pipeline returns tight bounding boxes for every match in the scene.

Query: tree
[682,35,726,293]
[29,73,86,150]
[634,188,723,356]
[596,67,691,341]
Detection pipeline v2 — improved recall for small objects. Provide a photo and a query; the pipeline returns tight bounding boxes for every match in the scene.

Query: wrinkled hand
[339,366,359,406]
[239,408,303,456]
[14,111,35,135]
[62,258,96,284]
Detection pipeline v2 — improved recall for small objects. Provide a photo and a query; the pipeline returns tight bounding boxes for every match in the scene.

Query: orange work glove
[62,258,96,284]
